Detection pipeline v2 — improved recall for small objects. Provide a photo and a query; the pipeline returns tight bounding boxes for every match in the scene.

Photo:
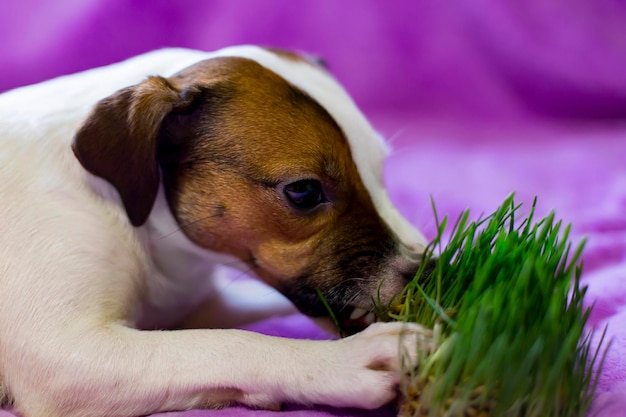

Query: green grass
[383,195,606,417]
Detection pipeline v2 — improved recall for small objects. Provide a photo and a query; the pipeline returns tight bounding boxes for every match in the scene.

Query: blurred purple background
[1,1,626,417]
[3,0,626,124]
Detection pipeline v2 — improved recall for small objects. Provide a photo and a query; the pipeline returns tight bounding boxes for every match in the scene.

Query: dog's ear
[72,76,203,226]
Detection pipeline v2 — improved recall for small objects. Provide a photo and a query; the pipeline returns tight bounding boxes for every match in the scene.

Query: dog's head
[72,47,427,334]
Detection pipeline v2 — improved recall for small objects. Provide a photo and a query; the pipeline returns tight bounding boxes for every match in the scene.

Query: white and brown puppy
[0,46,429,417]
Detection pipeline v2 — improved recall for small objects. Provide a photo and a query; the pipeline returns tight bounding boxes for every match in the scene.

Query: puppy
[0,46,429,417]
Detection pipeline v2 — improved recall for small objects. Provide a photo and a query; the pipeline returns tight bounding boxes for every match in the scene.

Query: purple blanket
[2,1,625,416]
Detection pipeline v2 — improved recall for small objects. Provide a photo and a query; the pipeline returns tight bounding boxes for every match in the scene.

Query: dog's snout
[399,257,437,284]
[402,270,418,284]
[415,257,437,285]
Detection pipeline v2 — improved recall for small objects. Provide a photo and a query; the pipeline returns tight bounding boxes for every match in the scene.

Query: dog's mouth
[337,306,378,335]
[277,280,379,335]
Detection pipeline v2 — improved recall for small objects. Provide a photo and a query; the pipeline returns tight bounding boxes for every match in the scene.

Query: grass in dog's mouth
[316,289,378,337]
[385,194,607,417]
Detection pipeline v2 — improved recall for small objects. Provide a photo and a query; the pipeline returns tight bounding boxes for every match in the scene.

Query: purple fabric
[2,1,625,416]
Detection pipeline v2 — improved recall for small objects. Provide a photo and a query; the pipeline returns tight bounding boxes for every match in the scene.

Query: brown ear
[72,76,202,226]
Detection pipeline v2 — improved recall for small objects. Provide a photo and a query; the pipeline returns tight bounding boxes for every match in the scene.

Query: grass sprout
[384,194,605,417]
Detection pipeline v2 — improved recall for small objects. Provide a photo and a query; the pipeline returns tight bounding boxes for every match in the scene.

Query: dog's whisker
[385,127,407,147]
[324,278,368,295]
[228,266,255,283]
[301,242,392,282]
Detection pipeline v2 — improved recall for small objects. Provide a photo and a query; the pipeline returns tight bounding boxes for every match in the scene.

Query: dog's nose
[403,258,437,285]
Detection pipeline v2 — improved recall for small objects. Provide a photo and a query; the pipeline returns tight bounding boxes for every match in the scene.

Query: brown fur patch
[158,58,394,309]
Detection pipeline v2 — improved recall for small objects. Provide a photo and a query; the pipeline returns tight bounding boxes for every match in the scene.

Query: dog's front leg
[9,321,427,417]
[0,193,429,417]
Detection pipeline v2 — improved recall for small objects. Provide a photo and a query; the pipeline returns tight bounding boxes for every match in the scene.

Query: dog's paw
[293,321,433,409]
[343,321,434,370]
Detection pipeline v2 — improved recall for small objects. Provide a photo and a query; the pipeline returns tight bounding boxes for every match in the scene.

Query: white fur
[0,47,429,417]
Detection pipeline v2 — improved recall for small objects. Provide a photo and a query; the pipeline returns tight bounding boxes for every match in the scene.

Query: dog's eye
[283,179,325,210]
